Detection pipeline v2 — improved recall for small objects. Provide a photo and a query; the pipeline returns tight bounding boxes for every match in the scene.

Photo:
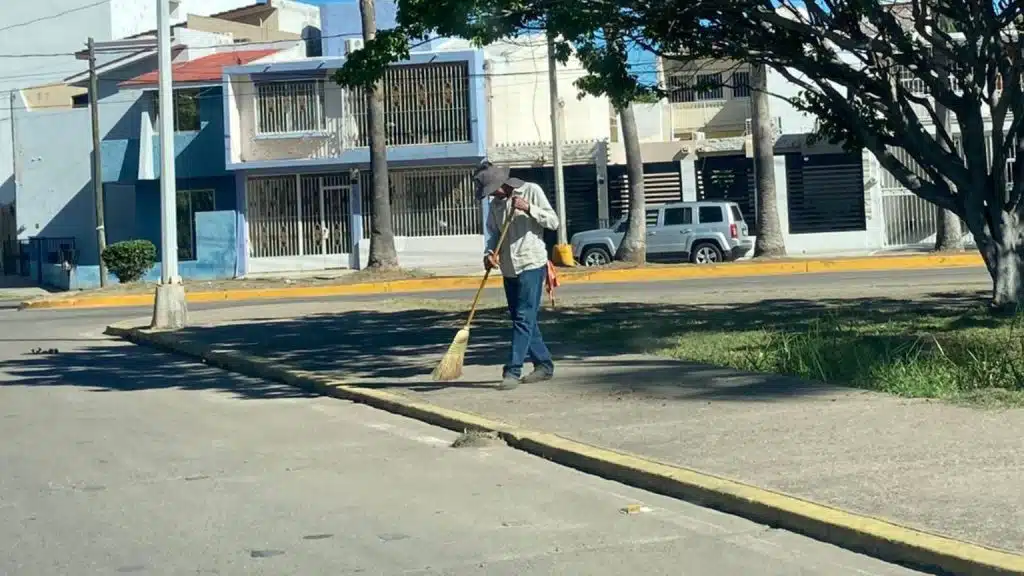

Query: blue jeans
[502,265,554,379]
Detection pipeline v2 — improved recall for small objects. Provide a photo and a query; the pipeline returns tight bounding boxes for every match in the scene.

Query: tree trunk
[614,103,646,264]
[750,64,786,258]
[359,0,398,269]
[932,97,963,252]
[934,205,963,251]
[981,208,1024,315]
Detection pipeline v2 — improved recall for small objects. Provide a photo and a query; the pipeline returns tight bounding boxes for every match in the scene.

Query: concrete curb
[106,321,1024,576]
[26,252,984,310]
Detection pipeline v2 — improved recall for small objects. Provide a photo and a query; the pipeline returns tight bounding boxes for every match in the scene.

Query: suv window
[699,206,724,224]
[663,207,692,226]
[645,209,660,226]
[730,205,744,222]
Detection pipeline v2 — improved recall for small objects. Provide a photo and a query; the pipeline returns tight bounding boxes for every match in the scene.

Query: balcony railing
[345,60,472,146]
[244,60,473,162]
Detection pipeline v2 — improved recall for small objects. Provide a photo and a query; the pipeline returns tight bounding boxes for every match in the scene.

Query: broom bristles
[432,327,470,381]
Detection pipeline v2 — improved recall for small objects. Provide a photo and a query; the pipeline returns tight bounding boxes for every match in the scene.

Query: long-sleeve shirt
[484,181,559,278]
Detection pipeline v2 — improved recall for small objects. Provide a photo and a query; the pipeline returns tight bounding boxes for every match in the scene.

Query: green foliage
[101,240,156,284]
[673,314,1024,406]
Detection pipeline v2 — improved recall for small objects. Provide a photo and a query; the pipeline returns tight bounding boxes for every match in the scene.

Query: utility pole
[87,38,108,286]
[151,0,187,329]
[546,33,571,264]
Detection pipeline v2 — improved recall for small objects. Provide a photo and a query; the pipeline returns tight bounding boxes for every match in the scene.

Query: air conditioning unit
[677,131,705,141]
[344,38,364,54]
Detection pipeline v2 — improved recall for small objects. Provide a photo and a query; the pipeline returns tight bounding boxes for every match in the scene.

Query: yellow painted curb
[27,252,985,310]
[106,322,1024,576]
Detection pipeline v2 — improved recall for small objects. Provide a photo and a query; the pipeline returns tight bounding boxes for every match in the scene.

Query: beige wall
[20,84,86,111]
[185,14,299,42]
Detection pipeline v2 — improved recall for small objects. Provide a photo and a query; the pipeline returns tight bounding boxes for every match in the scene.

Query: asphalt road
[0,304,930,574]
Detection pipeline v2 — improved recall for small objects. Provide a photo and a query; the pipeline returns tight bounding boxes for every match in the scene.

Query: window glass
[730,205,744,221]
[176,189,216,261]
[663,207,692,226]
[699,206,724,223]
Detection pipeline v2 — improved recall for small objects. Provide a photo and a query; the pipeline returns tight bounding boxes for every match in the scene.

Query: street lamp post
[151,0,188,329]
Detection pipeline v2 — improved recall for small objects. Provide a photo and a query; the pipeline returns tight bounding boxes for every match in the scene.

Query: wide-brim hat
[472,161,512,199]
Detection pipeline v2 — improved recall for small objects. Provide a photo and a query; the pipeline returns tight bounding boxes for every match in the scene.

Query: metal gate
[608,162,683,220]
[695,154,757,227]
[246,173,352,273]
[509,165,599,239]
[786,152,866,234]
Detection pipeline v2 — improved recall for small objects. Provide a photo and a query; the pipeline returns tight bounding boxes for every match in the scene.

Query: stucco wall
[13,74,146,267]
[477,37,611,146]
[0,0,262,207]
[69,208,239,289]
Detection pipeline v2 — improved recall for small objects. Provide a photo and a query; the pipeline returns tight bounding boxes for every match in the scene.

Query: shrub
[101,240,156,284]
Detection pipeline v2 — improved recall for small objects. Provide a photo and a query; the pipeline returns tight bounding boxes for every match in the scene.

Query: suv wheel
[581,245,612,267]
[691,242,723,264]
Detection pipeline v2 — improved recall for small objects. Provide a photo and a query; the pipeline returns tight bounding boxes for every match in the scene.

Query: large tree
[341,0,1024,309]
[336,3,661,265]
[627,0,1024,311]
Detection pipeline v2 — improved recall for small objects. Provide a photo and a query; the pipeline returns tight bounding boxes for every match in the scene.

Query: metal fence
[358,166,481,238]
[878,135,1017,248]
[1,237,78,286]
[345,61,472,147]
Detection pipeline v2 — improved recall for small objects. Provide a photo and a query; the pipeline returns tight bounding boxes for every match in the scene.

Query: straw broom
[432,207,516,381]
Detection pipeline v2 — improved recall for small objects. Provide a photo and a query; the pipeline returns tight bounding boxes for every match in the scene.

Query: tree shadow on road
[0,289,994,403]
[0,337,317,401]
[145,289,995,401]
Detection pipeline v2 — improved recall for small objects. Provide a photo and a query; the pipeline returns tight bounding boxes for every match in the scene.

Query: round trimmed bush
[101,240,157,284]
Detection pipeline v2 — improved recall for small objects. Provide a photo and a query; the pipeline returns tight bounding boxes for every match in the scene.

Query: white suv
[570,201,753,266]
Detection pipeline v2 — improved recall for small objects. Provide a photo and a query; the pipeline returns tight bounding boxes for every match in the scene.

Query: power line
[0,0,110,35]
[0,62,665,117]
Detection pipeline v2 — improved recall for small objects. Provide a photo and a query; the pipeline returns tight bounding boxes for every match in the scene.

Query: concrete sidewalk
[124,292,1024,561]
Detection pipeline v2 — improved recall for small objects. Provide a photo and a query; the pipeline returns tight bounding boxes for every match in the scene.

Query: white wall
[270,0,322,35]
[474,37,611,146]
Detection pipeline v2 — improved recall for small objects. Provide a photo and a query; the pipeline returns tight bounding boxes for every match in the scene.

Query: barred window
[255,80,326,135]
[668,72,724,103]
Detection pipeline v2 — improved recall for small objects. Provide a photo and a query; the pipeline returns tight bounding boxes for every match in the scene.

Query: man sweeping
[474,161,560,391]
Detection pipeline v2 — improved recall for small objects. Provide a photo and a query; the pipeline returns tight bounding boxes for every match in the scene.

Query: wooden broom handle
[466,207,515,326]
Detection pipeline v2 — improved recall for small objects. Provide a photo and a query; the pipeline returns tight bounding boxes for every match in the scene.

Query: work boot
[498,375,521,390]
[520,367,553,384]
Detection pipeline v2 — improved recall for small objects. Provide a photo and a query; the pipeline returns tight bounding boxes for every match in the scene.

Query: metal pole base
[150,283,188,330]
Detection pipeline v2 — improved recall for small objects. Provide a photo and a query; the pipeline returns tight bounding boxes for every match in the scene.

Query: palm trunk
[750,63,786,258]
[359,0,398,269]
[614,103,646,263]
[933,97,963,252]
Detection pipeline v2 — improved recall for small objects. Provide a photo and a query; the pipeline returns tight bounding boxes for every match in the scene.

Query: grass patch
[660,312,1024,406]
[522,293,1024,407]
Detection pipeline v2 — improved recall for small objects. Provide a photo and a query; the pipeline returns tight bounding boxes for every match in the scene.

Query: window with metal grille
[255,79,326,135]
[667,72,724,103]
[345,61,472,146]
[732,71,751,97]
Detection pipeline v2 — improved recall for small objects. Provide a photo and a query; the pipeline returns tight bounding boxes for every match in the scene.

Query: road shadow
[149,289,994,401]
[0,290,996,402]
[0,339,317,400]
